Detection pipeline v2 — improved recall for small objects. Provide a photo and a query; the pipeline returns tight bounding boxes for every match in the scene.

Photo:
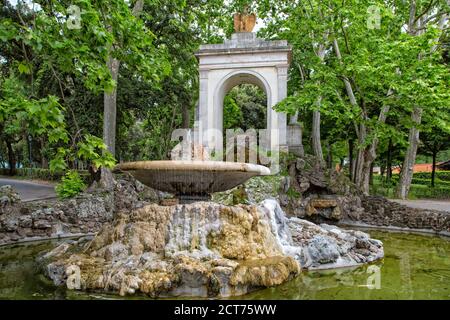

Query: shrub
[0,167,91,183]
[383,173,450,187]
[55,170,86,199]
[413,171,450,181]
[411,178,450,187]
[408,184,450,200]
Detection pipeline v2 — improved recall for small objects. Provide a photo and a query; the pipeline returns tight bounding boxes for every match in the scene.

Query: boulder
[307,235,340,264]
[0,185,20,210]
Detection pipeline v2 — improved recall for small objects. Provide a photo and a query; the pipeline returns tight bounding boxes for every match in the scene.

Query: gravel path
[392,199,450,213]
[0,178,56,202]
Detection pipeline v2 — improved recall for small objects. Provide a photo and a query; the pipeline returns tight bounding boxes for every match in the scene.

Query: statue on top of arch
[233,3,256,32]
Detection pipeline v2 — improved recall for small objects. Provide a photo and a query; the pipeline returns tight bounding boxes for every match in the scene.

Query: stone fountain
[41,18,384,298]
[43,142,383,297]
[115,160,270,203]
[115,141,270,203]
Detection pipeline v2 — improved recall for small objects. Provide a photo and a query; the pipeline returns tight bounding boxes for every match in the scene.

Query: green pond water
[0,229,449,300]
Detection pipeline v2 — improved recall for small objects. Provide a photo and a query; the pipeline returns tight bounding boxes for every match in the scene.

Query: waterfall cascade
[44,200,383,297]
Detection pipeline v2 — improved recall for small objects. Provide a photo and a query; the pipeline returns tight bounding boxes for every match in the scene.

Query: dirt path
[392,199,450,213]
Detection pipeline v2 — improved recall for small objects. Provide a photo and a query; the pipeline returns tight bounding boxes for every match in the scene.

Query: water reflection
[0,230,449,300]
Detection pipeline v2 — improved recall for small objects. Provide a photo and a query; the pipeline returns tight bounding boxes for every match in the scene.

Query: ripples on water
[0,230,449,300]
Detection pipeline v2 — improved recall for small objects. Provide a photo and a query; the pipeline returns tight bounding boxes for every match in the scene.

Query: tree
[260,0,450,196]
[0,1,134,176]
[396,0,450,199]
[103,0,145,156]
[0,75,115,176]
[419,127,450,187]
[0,76,67,174]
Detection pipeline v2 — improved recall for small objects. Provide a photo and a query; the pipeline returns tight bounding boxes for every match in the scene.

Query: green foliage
[0,76,68,141]
[372,182,450,200]
[411,178,450,187]
[0,167,91,182]
[0,75,115,174]
[223,95,243,129]
[372,173,450,199]
[55,170,86,199]
[413,171,450,182]
[77,134,116,169]
[231,0,255,12]
[380,172,450,186]
[286,187,301,199]
[49,134,116,172]
[223,84,267,131]
[406,184,450,200]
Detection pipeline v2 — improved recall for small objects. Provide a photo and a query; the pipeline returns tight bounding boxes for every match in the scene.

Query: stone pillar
[287,123,304,156]
[275,66,288,151]
[198,70,209,148]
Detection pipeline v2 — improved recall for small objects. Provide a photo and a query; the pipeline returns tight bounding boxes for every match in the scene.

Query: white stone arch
[195,32,291,156]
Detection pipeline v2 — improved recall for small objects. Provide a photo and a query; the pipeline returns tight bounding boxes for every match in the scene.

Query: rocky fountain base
[44,200,383,298]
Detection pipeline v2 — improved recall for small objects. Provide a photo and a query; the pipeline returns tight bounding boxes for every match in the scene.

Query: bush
[55,170,86,199]
[0,167,90,182]
[411,177,450,187]
[383,173,450,187]
[371,175,450,199]
[412,171,450,181]
[408,184,450,200]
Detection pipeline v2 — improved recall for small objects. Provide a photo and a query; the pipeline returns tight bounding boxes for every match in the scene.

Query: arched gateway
[195,31,296,156]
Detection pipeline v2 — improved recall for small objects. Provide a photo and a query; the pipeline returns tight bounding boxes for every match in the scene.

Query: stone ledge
[195,32,291,57]
[0,233,95,248]
[339,220,450,238]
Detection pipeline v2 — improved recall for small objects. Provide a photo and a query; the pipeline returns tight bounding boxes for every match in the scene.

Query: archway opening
[207,70,278,163]
[223,84,267,131]
[221,81,268,164]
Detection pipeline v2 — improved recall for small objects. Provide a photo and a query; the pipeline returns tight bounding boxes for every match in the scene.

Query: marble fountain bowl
[115,160,271,202]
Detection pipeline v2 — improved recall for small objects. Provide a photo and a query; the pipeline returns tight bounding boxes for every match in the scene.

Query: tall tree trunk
[100,0,144,189]
[354,144,365,187]
[103,58,120,155]
[396,107,422,199]
[333,38,393,194]
[101,58,120,190]
[311,43,326,164]
[360,104,390,194]
[312,109,324,162]
[349,139,354,180]
[6,139,16,176]
[431,148,437,188]
[386,138,393,185]
[102,0,144,155]
[333,38,362,185]
[369,162,374,186]
[394,2,448,198]
[353,120,367,189]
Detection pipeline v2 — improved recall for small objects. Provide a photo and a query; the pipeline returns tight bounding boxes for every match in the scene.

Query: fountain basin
[115,160,271,202]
